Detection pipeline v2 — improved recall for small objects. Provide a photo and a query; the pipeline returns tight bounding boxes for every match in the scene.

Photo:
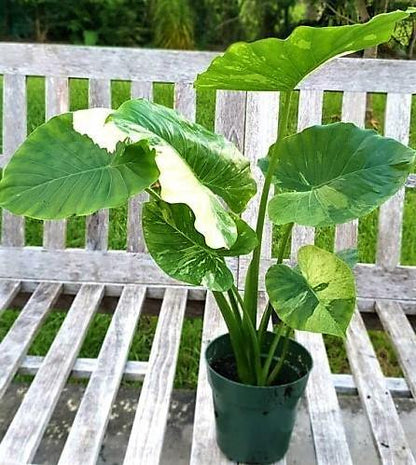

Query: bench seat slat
[0,282,62,399]
[346,311,416,465]
[58,285,146,465]
[375,300,416,399]
[0,280,20,316]
[0,284,104,465]
[123,287,188,465]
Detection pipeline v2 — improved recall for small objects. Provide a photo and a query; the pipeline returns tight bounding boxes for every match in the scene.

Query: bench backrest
[0,43,415,307]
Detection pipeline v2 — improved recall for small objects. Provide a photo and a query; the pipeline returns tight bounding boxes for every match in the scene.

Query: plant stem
[259,322,285,385]
[243,91,293,328]
[257,301,273,347]
[266,326,291,386]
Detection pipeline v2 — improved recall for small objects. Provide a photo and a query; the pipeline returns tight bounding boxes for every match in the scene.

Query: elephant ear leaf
[264,123,415,227]
[265,245,356,338]
[0,110,159,219]
[142,200,258,292]
[109,99,256,250]
[195,10,410,91]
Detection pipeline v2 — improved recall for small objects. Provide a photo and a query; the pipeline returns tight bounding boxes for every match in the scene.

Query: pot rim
[205,331,313,390]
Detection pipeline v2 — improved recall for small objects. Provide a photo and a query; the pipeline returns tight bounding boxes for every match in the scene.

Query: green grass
[0,78,415,388]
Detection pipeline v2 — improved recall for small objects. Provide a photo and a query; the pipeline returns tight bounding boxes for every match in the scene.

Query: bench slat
[0,280,20,317]
[58,285,146,465]
[376,93,412,270]
[346,311,416,465]
[0,284,104,465]
[334,91,366,250]
[123,287,187,465]
[1,74,26,247]
[375,300,416,399]
[43,76,69,250]
[127,81,153,253]
[243,91,279,259]
[174,82,196,121]
[0,282,62,399]
[85,79,111,251]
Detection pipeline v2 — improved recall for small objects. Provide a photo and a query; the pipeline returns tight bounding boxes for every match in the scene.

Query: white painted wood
[174,82,196,121]
[346,310,416,465]
[0,44,415,92]
[375,300,416,399]
[335,91,367,251]
[0,284,104,464]
[1,74,26,247]
[43,76,69,250]
[0,282,62,399]
[85,79,111,250]
[0,280,20,317]
[123,288,188,465]
[190,292,232,465]
[332,373,411,398]
[242,91,279,259]
[290,89,323,258]
[58,285,146,465]
[376,93,412,270]
[19,354,148,380]
[127,81,153,253]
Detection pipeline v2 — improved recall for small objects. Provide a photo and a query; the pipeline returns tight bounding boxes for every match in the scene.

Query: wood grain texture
[290,89,323,258]
[174,82,196,121]
[85,79,111,251]
[346,310,416,465]
[58,285,146,465]
[0,284,104,465]
[0,280,20,317]
[376,93,412,270]
[19,355,148,381]
[123,288,187,465]
[1,74,26,247]
[43,76,69,250]
[215,90,246,152]
[127,81,153,253]
[0,43,415,92]
[375,300,416,399]
[242,91,279,259]
[0,282,62,399]
[334,91,366,251]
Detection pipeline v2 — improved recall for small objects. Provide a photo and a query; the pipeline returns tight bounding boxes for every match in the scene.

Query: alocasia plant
[0,10,415,386]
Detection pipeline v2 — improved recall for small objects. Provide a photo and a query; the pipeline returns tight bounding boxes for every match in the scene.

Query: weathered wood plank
[334,91,367,251]
[0,284,104,464]
[0,282,62,399]
[333,373,411,398]
[0,44,415,93]
[376,93,412,270]
[58,285,146,465]
[1,74,26,247]
[43,76,69,250]
[19,354,148,380]
[346,310,416,465]
[127,81,153,253]
[174,82,196,121]
[123,288,187,465]
[242,91,279,260]
[215,90,246,151]
[375,300,416,399]
[0,280,20,317]
[290,89,323,258]
[85,79,111,251]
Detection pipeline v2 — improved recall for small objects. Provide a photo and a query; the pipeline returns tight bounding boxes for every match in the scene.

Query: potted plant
[0,9,415,464]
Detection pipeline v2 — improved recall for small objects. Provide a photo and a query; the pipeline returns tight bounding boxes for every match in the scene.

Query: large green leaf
[265,245,356,338]
[0,112,159,219]
[109,99,256,249]
[264,123,415,227]
[195,10,410,91]
[142,200,258,292]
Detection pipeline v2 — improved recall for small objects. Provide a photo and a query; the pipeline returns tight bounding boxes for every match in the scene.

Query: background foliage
[0,0,414,57]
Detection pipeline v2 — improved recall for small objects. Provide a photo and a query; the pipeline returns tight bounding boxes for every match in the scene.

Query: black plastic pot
[205,332,313,464]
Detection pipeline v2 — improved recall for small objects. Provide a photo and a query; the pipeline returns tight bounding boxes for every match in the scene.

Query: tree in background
[151,0,195,49]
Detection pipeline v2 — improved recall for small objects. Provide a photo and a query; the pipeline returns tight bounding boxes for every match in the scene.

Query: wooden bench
[0,43,415,465]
